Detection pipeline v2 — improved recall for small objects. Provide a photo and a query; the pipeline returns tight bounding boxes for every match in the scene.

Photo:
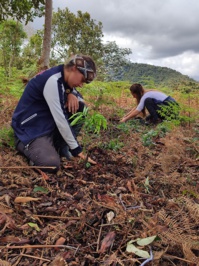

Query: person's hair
[130,83,146,116]
[65,54,96,74]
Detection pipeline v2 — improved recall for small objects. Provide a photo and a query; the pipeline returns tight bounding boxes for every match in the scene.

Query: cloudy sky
[33,0,199,81]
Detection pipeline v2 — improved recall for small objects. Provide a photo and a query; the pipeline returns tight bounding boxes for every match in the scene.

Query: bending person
[12,54,97,172]
[120,83,178,124]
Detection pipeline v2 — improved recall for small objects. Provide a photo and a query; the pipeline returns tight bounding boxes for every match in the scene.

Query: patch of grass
[102,138,124,151]
[0,126,15,148]
[141,123,170,147]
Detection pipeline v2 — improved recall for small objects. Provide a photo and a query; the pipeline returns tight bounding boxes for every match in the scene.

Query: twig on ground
[96,220,103,252]
[0,244,77,250]
[163,254,196,264]
[17,253,50,262]
[33,214,80,220]
[0,166,56,169]
[118,194,141,210]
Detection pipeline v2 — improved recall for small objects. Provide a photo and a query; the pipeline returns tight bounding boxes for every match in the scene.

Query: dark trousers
[144,96,178,123]
[15,101,86,172]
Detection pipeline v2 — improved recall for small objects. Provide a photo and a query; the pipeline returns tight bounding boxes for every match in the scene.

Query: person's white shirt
[136,91,168,111]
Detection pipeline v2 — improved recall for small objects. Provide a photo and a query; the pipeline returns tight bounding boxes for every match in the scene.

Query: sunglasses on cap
[73,55,96,84]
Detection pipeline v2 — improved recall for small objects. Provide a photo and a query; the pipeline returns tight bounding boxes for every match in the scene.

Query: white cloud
[33,0,199,81]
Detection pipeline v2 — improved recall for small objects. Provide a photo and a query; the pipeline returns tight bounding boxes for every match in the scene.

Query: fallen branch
[33,214,80,220]
[0,244,77,250]
[163,254,196,264]
[18,253,51,262]
[0,166,56,169]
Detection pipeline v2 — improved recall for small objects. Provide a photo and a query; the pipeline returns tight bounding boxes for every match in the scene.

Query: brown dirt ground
[0,94,199,266]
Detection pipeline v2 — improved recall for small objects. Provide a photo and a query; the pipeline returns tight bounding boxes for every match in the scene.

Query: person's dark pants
[15,101,86,172]
[144,96,178,123]
[16,134,60,173]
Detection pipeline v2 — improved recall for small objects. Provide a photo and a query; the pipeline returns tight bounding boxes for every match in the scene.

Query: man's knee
[38,155,60,172]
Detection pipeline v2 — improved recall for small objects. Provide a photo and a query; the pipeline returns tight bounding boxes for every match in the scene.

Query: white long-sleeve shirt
[136,91,168,111]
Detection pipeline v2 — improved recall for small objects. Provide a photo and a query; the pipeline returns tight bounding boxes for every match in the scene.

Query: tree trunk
[38,0,52,71]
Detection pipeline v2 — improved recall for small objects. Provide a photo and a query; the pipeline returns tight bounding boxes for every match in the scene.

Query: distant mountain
[121,62,198,87]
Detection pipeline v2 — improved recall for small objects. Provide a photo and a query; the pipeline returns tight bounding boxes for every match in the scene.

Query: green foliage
[21,30,43,69]
[116,123,131,134]
[0,20,27,78]
[99,137,124,151]
[100,41,132,81]
[103,138,124,151]
[85,112,107,134]
[33,186,49,194]
[70,106,89,127]
[116,119,144,135]
[70,106,107,134]
[158,101,181,124]
[80,81,131,106]
[0,0,45,24]
[123,62,198,87]
[142,124,170,147]
[0,126,15,148]
[51,8,103,62]
[0,66,25,97]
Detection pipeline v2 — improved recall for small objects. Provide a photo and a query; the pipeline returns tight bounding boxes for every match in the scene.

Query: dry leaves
[99,231,116,253]
[14,197,41,203]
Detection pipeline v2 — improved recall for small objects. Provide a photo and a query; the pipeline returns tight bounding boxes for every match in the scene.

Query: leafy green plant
[157,101,180,124]
[116,122,131,134]
[141,124,169,147]
[69,106,107,166]
[85,112,107,134]
[69,106,89,127]
[141,129,158,147]
[70,106,107,134]
[103,138,124,151]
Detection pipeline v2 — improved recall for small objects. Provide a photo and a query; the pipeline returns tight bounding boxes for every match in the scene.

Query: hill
[122,62,198,87]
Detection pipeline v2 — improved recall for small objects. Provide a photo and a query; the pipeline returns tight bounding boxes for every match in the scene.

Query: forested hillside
[121,62,198,87]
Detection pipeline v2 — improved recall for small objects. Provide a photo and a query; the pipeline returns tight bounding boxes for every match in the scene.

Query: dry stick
[12,248,25,266]
[96,220,103,252]
[33,214,80,220]
[18,253,50,262]
[0,244,77,250]
[39,249,45,266]
[0,166,56,169]
[99,223,124,227]
[163,255,196,264]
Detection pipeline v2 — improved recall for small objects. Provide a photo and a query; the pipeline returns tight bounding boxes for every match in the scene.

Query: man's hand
[66,93,79,114]
[78,152,97,164]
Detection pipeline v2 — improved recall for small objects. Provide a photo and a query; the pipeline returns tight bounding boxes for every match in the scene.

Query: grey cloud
[52,0,199,59]
[33,0,199,79]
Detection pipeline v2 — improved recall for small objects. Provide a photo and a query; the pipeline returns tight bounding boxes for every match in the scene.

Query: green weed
[0,126,15,148]
[103,138,124,151]
[141,123,170,147]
